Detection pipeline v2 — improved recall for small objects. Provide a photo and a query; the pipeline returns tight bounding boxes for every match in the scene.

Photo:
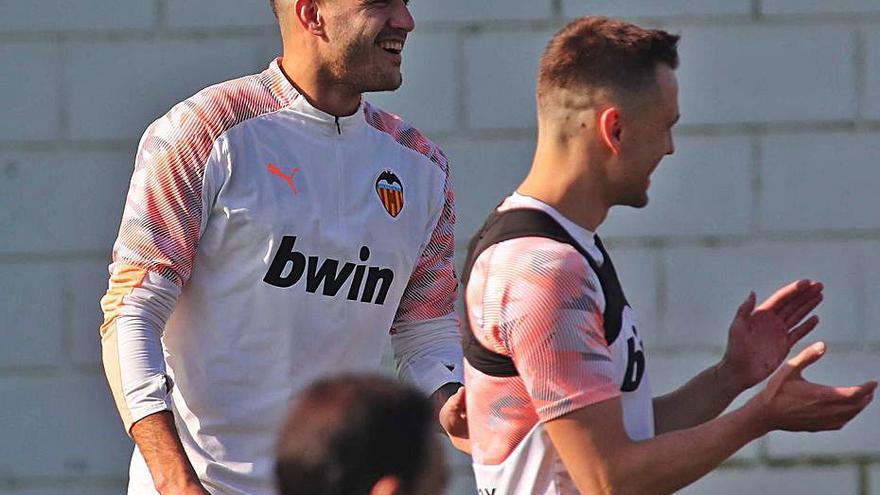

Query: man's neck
[517,144,610,232]
[280,56,361,117]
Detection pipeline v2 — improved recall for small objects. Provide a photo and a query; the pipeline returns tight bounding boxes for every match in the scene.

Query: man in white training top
[100,1,467,493]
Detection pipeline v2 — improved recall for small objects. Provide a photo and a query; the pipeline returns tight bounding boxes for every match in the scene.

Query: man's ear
[370,475,402,495]
[599,107,622,155]
[293,0,326,36]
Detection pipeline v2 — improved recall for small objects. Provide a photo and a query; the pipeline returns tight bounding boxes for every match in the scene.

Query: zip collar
[262,58,366,136]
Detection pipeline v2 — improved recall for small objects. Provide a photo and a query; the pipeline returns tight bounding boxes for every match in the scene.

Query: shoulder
[139,73,282,165]
[489,236,593,281]
[362,101,448,176]
[471,235,601,304]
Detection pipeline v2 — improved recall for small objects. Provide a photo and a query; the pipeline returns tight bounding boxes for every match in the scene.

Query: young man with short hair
[100,1,466,493]
[463,16,876,494]
[276,374,447,495]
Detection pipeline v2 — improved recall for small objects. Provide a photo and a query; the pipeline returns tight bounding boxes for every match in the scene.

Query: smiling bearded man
[99,1,468,494]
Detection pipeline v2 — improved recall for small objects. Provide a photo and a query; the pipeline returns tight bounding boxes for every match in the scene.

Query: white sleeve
[113,271,179,427]
[391,312,464,395]
[100,105,217,433]
[390,149,463,395]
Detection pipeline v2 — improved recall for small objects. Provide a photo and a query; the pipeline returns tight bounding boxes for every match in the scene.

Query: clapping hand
[721,279,824,392]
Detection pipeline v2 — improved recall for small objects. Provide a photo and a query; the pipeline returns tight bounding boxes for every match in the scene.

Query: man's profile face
[613,64,679,208]
[320,0,415,93]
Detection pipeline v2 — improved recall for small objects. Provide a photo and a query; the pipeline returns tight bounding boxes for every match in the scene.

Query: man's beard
[329,38,403,93]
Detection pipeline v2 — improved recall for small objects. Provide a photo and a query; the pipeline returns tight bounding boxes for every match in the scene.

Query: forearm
[548,398,765,495]
[653,360,743,434]
[131,412,205,494]
[613,405,763,494]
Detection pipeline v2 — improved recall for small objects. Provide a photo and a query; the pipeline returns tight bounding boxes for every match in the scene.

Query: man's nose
[390,1,415,32]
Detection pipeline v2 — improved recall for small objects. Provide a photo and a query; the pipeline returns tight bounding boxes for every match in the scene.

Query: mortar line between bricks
[749,134,763,234]
[59,261,75,369]
[655,248,668,342]
[859,462,869,495]
[56,37,70,140]
[859,252,870,343]
[551,0,563,19]
[854,25,867,122]
[0,14,878,42]
[455,28,468,135]
[155,0,168,28]
[0,251,109,264]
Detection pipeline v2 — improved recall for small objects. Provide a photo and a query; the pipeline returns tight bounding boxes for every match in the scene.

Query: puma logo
[268,163,299,194]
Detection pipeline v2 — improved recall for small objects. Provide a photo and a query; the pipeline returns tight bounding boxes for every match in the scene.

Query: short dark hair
[276,374,434,495]
[270,0,278,18]
[537,16,680,109]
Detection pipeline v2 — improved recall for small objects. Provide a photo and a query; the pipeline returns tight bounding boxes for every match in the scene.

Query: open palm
[722,279,824,390]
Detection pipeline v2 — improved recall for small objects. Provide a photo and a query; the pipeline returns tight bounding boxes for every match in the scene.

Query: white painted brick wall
[0,43,60,141]
[0,1,154,33]
[0,150,133,254]
[563,0,752,19]
[763,0,880,15]
[760,132,880,232]
[676,25,857,124]
[464,30,555,130]
[607,247,662,350]
[0,484,125,495]
[678,467,859,495]
[410,0,552,23]
[5,2,880,494]
[0,376,132,478]
[366,32,459,134]
[441,137,535,241]
[864,242,880,344]
[648,351,762,460]
[602,135,754,238]
[0,263,64,369]
[867,27,880,120]
[65,259,111,367]
[166,0,276,28]
[64,38,277,140]
[767,350,880,457]
[663,242,866,347]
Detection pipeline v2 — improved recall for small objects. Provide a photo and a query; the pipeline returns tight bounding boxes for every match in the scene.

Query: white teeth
[379,40,404,52]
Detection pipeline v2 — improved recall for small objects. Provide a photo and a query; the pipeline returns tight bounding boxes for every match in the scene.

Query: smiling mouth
[378,40,404,55]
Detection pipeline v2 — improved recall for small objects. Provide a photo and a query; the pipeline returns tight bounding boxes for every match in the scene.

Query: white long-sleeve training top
[99,58,463,495]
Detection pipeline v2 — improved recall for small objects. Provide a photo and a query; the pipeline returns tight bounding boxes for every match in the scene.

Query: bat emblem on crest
[375,170,404,218]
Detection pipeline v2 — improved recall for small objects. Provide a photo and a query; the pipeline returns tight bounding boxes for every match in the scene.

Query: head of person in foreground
[524,16,681,229]
[276,374,447,495]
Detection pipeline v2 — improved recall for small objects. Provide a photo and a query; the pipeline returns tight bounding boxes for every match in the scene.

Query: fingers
[735,291,757,321]
[812,383,876,431]
[758,279,822,316]
[442,386,467,416]
[786,341,827,374]
[780,290,823,327]
[822,381,878,403]
[787,315,819,346]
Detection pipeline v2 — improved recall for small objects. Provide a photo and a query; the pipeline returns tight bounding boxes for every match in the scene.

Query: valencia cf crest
[376,170,404,218]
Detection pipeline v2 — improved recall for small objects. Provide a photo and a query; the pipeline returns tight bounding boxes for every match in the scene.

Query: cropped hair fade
[537,16,680,108]
[275,374,434,495]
